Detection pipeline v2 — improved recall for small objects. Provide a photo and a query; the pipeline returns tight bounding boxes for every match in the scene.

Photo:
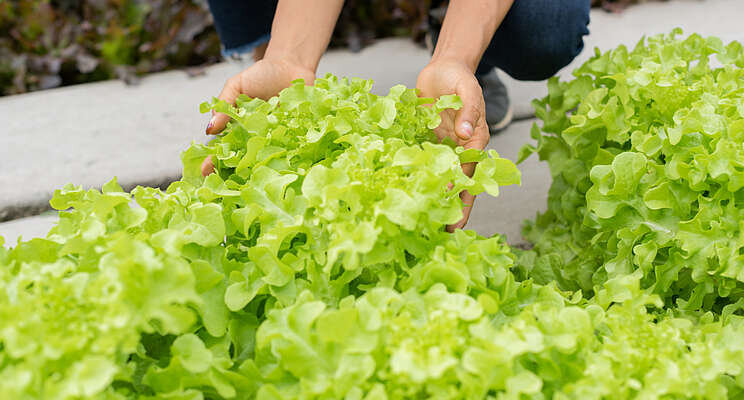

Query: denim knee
[530,1,591,79]
[207,0,275,50]
[481,0,591,81]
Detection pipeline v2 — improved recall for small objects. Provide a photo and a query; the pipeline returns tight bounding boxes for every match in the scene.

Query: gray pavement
[0,62,236,221]
[468,120,548,243]
[1,0,743,242]
[0,213,58,246]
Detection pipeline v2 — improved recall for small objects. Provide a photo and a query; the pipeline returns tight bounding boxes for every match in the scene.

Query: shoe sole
[489,105,513,134]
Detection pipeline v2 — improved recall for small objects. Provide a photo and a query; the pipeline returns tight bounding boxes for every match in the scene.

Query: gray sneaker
[477,69,513,133]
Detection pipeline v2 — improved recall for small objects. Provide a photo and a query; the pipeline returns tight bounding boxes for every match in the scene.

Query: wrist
[424,58,475,76]
[429,53,479,74]
[430,0,514,74]
[263,46,318,75]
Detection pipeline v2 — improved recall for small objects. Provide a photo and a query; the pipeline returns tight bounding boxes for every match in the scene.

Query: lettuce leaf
[520,30,744,310]
[3,65,744,399]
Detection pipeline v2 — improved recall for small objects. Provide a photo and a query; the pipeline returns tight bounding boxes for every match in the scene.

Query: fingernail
[206,117,215,134]
[460,121,473,139]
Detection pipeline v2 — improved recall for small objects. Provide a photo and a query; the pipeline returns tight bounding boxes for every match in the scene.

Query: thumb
[453,84,483,141]
[206,75,242,135]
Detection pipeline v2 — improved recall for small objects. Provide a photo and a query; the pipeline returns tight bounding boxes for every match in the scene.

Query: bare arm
[431,0,514,73]
[264,0,345,71]
[206,0,343,135]
[416,0,514,230]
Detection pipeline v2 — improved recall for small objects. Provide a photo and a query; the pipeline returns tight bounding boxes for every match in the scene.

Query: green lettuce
[254,270,744,399]
[0,75,523,398]
[3,65,744,399]
[520,30,744,310]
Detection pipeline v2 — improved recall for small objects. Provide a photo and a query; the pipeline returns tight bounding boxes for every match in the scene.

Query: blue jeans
[206,0,276,59]
[207,0,591,81]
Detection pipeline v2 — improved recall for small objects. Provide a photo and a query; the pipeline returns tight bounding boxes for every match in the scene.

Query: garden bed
[3,31,744,398]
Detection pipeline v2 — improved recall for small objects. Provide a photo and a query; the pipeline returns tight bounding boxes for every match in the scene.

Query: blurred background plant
[0,0,222,95]
[0,0,648,96]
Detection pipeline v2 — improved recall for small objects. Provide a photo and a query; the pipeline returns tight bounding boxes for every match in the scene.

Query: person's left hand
[416,60,490,232]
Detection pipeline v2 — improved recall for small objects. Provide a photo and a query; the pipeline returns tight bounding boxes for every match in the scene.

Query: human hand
[416,60,490,232]
[201,57,315,176]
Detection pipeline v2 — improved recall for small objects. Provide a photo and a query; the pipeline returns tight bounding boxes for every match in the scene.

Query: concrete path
[0,62,235,221]
[0,213,58,246]
[1,0,743,242]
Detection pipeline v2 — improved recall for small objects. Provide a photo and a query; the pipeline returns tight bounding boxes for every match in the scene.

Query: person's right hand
[201,58,315,176]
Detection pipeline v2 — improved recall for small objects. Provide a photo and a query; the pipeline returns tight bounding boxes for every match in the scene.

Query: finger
[201,156,215,177]
[461,161,476,178]
[206,75,242,135]
[453,82,483,141]
[463,123,490,151]
[446,191,475,232]
[459,115,490,178]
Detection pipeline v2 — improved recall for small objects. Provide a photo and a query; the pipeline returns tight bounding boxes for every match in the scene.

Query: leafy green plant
[0,0,222,95]
[4,60,744,398]
[0,75,522,398]
[520,30,744,310]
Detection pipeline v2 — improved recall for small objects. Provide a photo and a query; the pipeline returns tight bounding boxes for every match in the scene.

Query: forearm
[431,0,514,72]
[264,0,344,72]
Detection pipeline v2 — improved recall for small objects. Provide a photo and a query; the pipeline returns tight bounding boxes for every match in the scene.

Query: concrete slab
[0,213,58,245]
[0,63,238,221]
[466,119,548,244]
